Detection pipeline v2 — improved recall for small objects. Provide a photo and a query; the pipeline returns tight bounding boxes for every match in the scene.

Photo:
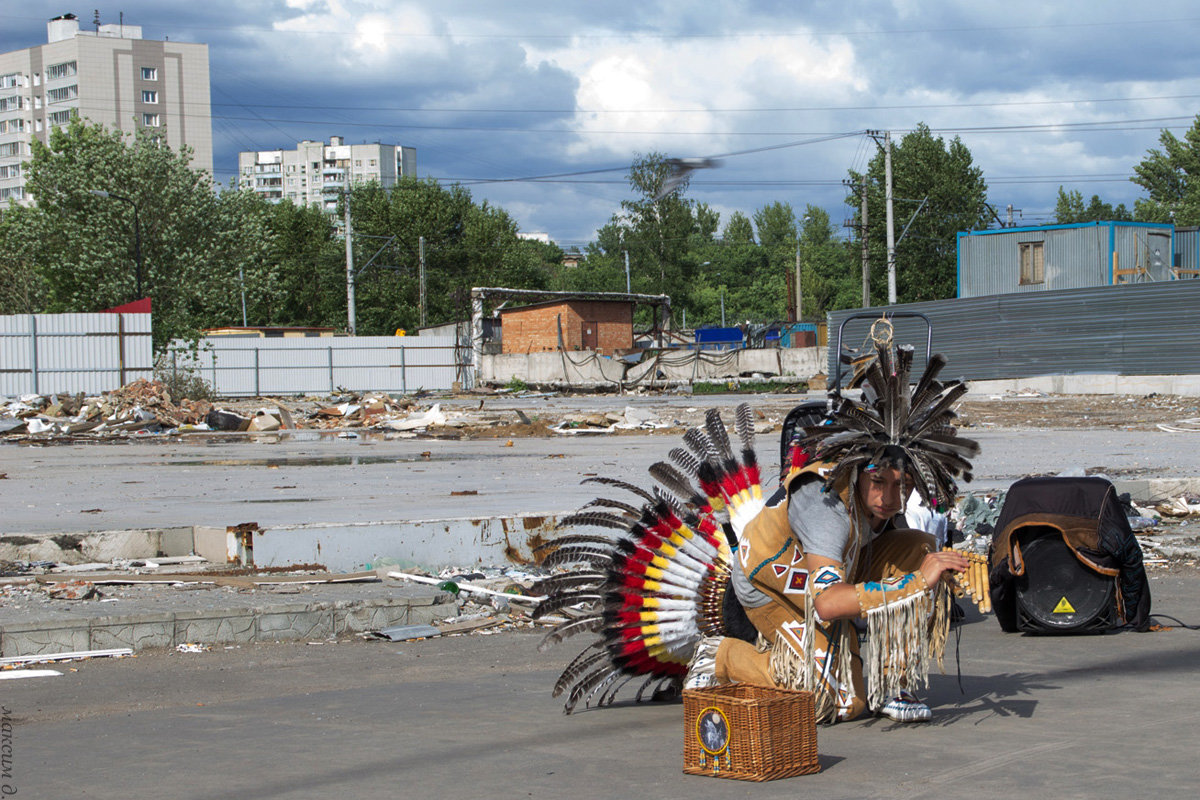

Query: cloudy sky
[5,2,1200,247]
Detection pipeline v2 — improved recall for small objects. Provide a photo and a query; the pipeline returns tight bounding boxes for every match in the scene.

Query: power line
[4,12,1198,41]
[209,92,1200,116]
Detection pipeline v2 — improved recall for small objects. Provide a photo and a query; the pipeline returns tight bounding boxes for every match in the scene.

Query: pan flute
[944,549,991,613]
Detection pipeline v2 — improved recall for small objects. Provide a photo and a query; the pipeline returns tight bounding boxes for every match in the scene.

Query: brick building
[500,299,633,355]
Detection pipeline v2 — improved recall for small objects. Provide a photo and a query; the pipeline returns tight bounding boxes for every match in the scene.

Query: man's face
[857,465,912,524]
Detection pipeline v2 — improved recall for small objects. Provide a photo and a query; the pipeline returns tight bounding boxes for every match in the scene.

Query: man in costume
[532,339,978,723]
[688,341,977,722]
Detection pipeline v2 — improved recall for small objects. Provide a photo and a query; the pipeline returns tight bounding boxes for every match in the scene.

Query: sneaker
[683,636,723,691]
[879,691,932,722]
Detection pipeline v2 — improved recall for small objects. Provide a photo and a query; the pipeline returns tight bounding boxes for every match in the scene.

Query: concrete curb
[0,590,457,658]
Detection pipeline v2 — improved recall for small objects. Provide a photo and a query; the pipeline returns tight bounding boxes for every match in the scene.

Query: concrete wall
[481,346,827,388]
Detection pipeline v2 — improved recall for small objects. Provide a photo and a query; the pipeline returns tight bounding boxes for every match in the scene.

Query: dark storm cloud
[7,1,1200,240]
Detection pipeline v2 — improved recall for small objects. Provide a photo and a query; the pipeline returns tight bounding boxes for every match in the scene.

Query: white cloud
[532,30,864,160]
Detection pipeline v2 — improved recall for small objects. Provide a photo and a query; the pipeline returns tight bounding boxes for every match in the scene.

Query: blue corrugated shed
[957,221,1174,298]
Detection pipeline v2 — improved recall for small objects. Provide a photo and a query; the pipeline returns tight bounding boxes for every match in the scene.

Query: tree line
[3,115,1199,351]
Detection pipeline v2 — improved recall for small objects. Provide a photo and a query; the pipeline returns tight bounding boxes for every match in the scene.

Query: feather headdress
[800,340,979,512]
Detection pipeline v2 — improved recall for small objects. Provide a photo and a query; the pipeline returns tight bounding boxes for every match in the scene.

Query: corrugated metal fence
[166,335,461,397]
[828,280,1200,382]
[0,313,153,397]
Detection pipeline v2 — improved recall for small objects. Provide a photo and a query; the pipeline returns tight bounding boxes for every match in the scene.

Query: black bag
[988,477,1152,633]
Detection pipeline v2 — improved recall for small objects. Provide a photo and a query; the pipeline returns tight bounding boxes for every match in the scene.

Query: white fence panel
[0,313,153,397]
[167,335,460,396]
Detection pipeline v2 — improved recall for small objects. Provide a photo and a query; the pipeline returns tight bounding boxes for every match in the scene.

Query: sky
[4,2,1200,249]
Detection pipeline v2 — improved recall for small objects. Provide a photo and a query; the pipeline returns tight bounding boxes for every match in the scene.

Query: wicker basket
[682,683,820,781]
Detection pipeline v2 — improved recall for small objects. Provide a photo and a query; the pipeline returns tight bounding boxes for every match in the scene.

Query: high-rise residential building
[238,136,417,212]
[0,13,213,209]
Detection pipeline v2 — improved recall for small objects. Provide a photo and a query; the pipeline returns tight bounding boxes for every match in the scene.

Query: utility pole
[418,235,427,328]
[883,130,896,305]
[866,130,896,304]
[794,240,802,322]
[344,174,355,335]
[860,176,870,307]
[624,249,631,293]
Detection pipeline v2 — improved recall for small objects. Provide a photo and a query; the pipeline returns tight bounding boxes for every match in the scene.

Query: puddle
[236,497,324,503]
[164,455,446,467]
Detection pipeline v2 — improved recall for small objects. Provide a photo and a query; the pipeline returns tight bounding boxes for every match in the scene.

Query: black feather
[533,592,604,619]
[538,615,604,651]
[557,511,634,531]
[552,645,608,698]
[581,476,655,503]
[705,409,734,461]
[668,447,702,477]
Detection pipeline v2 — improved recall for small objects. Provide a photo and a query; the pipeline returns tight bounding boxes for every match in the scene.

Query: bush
[154,354,215,402]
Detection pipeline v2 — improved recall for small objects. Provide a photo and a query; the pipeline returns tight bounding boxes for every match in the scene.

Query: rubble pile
[2,382,692,440]
[1,379,212,437]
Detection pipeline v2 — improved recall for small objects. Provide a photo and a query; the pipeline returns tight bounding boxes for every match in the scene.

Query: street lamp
[714,268,726,328]
[91,190,144,300]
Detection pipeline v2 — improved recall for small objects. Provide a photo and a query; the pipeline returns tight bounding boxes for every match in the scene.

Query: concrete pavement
[2,571,1198,799]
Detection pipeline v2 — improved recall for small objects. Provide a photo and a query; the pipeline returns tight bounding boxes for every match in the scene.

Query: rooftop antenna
[93,9,101,31]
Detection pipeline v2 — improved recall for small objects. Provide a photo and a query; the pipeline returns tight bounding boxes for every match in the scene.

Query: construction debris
[0,648,133,667]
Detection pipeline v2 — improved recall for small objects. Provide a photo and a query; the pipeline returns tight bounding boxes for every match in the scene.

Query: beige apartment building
[238,136,417,212]
[0,13,212,208]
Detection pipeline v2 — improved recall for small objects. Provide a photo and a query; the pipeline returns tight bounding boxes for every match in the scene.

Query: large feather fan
[532,403,767,713]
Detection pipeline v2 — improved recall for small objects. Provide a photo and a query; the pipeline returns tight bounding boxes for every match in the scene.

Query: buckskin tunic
[714,463,938,722]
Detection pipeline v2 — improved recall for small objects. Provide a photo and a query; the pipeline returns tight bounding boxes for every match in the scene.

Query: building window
[0,73,21,89]
[142,90,158,104]
[0,95,24,112]
[48,109,75,126]
[142,113,160,127]
[46,85,78,103]
[46,61,77,80]
[0,118,25,133]
[0,186,24,201]
[141,67,158,81]
[0,164,20,179]
[0,141,24,157]
[369,158,377,166]
[1019,241,1045,285]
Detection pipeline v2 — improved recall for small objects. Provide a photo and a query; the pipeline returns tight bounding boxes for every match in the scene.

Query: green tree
[723,211,755,244]
[1131,114,1200,224]
[798,206,859,319]
[23,119,239,349]
[1054,188,1131,223]
[345,177,554,334]
[848,125,990,304]
[0,204,47,314]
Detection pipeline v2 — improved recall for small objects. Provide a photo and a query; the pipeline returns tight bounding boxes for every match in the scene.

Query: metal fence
[167,334,461,396]
[827,279,1200,383]
[0,313,153,397]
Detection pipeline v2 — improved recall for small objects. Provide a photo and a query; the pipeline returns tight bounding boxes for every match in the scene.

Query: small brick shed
[500,299,633,354]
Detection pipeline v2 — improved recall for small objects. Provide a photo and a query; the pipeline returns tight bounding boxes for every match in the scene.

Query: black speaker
[1015,534,1117,634]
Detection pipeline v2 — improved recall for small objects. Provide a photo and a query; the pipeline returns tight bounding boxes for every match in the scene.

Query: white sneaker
[879,691,932,722]
[683,636,723,690]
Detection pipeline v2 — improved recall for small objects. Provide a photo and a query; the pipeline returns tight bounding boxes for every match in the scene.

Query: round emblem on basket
[696,706,730,756]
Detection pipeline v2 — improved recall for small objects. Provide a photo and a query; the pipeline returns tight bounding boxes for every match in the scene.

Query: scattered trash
[369,624,441,642]
[175,642,210,653]
[387,570,544,605]
[0,669,63,680]
[0,648,133,667]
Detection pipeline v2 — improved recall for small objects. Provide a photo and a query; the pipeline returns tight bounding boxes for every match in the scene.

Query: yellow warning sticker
[1053,597,1076,614]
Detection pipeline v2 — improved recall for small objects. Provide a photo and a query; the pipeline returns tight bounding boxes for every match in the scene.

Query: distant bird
[654,157,722,201]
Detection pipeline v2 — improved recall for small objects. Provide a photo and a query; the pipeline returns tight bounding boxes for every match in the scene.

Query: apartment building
[0,13,213,209]
[238,136,417,212]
